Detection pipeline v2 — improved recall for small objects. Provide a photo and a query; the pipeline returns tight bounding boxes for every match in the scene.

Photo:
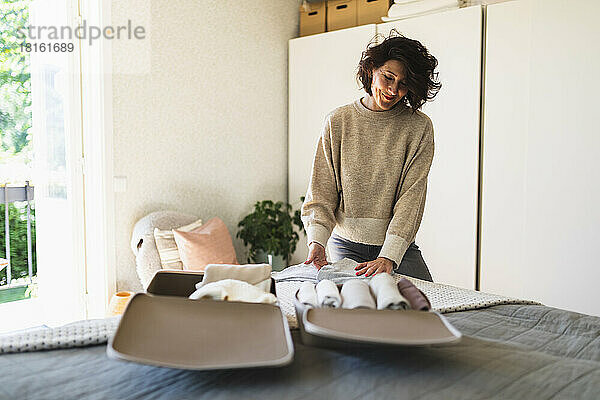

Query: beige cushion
[173,217,238,271]
[153,219,204,269]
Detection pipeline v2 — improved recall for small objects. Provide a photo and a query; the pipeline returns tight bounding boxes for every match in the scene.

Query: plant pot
[254,250,287,272]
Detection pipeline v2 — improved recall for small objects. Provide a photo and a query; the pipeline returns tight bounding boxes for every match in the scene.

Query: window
[0,0,115,332]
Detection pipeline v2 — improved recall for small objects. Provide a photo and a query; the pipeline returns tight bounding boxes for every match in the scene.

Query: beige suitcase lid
[107,271,293,370]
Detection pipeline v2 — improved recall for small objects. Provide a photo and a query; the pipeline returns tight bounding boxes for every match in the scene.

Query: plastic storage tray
[294,287,461,348]
[107,270,293,370]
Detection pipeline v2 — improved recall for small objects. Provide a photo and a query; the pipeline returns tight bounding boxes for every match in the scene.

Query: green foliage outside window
[1,0,32,163]
[0,202,36,286]
[1,0,36,296]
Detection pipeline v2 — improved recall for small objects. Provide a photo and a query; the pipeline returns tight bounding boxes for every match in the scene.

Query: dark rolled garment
[397,278,431,311]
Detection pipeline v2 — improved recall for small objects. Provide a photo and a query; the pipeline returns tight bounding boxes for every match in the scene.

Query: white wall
[112,1,298,291]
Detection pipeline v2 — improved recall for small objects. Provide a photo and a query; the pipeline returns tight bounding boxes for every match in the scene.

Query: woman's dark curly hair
[356,29,441,114]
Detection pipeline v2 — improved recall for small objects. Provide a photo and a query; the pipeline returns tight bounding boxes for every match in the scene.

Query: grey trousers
[328,232,433,282]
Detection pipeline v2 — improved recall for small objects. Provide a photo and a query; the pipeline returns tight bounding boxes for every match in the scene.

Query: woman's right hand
[305,242,328,270]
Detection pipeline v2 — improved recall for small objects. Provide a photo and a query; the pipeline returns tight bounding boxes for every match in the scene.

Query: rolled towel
[189,279,277,304]
[297,282,318,307]
[340,280,376,310]
[397,278,431,311]
[199,263,272,292]
[316,280,342,308]
[369,273,409,310]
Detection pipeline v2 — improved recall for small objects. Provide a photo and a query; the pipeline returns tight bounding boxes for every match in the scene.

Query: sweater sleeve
[301,115,340,249]
[378,119,434,266]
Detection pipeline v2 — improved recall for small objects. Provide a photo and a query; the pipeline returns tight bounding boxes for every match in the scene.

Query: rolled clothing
[397,278,431,311]
[340,280,376,310]
[297,282,318,307]
[369,273,409,310]
[316,280,342,308]
[189,279,277,304]
[199,263,272,292]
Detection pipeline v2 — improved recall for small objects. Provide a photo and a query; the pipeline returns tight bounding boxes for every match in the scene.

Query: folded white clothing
[316,280,342,308]
[189,279,277,304]
[341,280,376,309]
[316,258,369,284]
[387,0,458,18]
[199,263,272,292]
[382,5,458,21]
[272,263,318,283]
[369,273,409,310]
[297,282,318,307]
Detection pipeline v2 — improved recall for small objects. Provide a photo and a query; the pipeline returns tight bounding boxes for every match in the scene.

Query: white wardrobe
[481,0,600,316]
[288,0,600,316]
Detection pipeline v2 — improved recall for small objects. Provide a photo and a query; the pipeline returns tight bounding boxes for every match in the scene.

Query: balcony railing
[0,182,36,302]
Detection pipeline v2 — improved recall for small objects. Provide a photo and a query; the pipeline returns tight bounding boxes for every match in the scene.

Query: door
[0,0,87,332]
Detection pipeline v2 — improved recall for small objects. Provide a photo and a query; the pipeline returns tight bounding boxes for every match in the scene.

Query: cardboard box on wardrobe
[299,0,390,37]
[327,0,357,31]
[357,0,390,25]
[300,1,327,37]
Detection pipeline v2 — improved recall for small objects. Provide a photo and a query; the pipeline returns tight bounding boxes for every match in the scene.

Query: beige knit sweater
[301,97,434,266]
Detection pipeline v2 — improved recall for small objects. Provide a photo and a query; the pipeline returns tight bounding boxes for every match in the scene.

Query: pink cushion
[173,217,238,271]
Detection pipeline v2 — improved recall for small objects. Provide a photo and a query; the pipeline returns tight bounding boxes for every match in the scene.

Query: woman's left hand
[354,257,394,277]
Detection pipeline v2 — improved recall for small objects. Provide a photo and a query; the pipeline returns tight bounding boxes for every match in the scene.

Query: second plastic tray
[294,286,462,348]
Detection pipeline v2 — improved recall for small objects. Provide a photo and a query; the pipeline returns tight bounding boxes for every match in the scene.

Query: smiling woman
[301,29,441,281]
[356,30,442,113]
[363,60,409,111]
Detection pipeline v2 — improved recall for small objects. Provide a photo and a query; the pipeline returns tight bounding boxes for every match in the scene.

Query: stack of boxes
[300,0,390,37]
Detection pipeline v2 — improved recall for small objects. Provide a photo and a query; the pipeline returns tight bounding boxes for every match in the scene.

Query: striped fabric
[153,219,203,269]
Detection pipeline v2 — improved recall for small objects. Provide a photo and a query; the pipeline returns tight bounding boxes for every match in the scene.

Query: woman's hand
[304,242,328,270]
[355,257,394,277]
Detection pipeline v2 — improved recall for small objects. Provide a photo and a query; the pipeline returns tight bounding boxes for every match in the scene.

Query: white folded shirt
[316,280,342,308]
[369,273,409,310]
[341,280,376,310]
[189,279,277,304]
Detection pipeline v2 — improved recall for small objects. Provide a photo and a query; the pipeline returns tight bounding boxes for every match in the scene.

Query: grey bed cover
[1,304,599,400]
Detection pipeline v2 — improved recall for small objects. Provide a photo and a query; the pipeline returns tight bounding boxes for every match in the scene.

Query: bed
[1,302,599,400]
[3,210,596,399]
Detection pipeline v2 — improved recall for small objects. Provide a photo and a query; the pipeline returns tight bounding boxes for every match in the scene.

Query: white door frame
[79,0,117,318]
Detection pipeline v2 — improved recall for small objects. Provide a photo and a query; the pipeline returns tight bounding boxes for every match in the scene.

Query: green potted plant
[237,199,305,271]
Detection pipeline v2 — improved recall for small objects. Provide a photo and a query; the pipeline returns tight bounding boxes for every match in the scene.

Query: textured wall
[112,1,298,290]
